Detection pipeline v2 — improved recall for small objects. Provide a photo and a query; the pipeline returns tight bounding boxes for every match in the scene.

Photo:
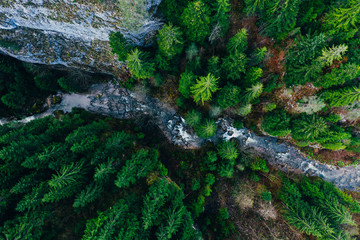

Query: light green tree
[126,48,155,79]
[158,23,184,59]
[191,73,220,104]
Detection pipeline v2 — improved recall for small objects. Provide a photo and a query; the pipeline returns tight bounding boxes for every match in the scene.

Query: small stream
[3,83,360,191]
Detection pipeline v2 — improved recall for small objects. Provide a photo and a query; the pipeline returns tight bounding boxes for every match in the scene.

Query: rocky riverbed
[3,83,360,191]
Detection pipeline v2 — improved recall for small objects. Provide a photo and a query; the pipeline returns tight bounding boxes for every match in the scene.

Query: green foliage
[236,103,252,117]
[264,102,276,112]
[207,56,221,78]
[191,73,220,104]
[115,149,158,188]
[211,0,231,40]
[181,0,211,43]
[57,76,83,92]
[261,191,272,202]
[179,71,196,98]
[254,47,267,64]
[245,67,263,86]
[197,119,217,138]
[215,83,241,109]
[185,110,202,128]
[264,0,302,40]
[291,114,328,142]
[318,44,348,67]
[1,91,25,109]
[126,48,155,79]
[186,43,199,61]
[222,51,248,80]
[217,141,239,161]
[158,23,184,59]
[109,31,132,61]
[227,29,248,54]
[280,177,360,239]
[322,85,360,107]
[250,158,269,173]
[315,63,360,88]
[243,82,263,103]
[73,183,103,208]
[323,0,360,40]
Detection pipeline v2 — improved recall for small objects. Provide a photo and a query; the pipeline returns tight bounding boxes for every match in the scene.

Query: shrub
[250,158,269,173]
[264,103,276,112]
[261,191,272,202]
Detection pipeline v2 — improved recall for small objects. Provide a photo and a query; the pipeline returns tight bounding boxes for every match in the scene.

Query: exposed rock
[0,0,163,76]
[5,82,360,191]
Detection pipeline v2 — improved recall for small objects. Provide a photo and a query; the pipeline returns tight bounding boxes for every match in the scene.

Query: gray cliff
[0,0,162,76]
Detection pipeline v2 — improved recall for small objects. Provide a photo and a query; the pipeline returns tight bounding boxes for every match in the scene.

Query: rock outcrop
[0,0,163,76]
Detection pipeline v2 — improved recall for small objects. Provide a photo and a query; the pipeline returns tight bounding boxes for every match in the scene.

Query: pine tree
[191,73,220,104]
[185,110,202,128]
[315,63,360,88]
[197,119,217,139]
[322,86,360,107]
[179,71,196,98]
[243,83,263,103]
[291,115,328,142]
[215,83,241,109]
[94,158,116,183]
[158,23,184,59]
[227,29,248,54]
[323,0,360,40]
[126,48,155,79]
[109,32,132,61]
[217,141,239,161]
[115,149,158,189]
[222,51,248,80]
[73,183,104,208]
[318,44,348,67]
[142,179,170,230]
[181,0,211,43]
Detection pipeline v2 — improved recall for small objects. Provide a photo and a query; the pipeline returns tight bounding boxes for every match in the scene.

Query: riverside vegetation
[1,0,360,239]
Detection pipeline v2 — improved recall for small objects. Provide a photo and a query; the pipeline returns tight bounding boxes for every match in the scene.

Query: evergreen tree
[197,119,217,139]
[109,31,132,61]
[126,48,155,79]
[181,0,211,43]
[291,115,328,142]
[322,86,360,107]
[179,71,196,98]
[94,158,116,183]
[243,83,263,103]
[157,23,184,59]
[217,141,239,161]
[222,51,248,80]
[215,83,241,109]
[115,149,158,189]
[315,63,360,88]
[323,0,360,40]
[191,73,220,104]
[318,44,348,67]
[185,110,202,128]
[227,29,248,54]
[73,183,104,208]
[262,111,291,137]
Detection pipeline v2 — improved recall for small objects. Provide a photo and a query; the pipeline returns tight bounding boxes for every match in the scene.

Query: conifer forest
[1,0,360,239]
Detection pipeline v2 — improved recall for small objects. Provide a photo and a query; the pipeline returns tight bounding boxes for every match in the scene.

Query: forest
[1,0,360,239]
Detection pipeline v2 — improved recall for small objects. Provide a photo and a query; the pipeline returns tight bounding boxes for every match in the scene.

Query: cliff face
[0,0,162,75]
